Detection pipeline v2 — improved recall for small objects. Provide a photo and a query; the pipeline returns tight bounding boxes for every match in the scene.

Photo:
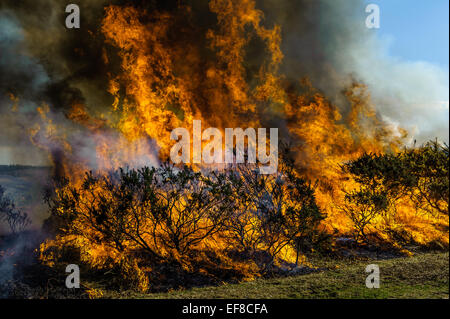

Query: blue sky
[365,0,449,69]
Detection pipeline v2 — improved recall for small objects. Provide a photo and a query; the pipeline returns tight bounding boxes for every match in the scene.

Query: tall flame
[31,0,447,281]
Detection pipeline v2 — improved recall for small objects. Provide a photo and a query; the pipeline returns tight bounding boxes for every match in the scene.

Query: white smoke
[265,0,449,144]
[332,17,449,144]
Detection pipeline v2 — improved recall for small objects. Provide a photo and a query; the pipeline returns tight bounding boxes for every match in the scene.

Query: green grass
[100,251,449,299]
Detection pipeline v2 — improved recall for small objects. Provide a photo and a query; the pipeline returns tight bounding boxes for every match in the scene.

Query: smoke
[0,1,447,277]
[0,0,113,166]
[260,0,449,143]
[0,231,45,295]
[0,12,50,165]
[0,0,448,169]
[323,1,449,143]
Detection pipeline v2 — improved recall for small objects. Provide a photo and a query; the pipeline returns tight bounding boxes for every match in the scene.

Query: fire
[27,0,447,290]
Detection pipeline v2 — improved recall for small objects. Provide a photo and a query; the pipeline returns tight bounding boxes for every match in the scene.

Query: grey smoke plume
[0,0,448,169]
[0,0,115,166]
[261,0,448,143]
[0,12,50,165]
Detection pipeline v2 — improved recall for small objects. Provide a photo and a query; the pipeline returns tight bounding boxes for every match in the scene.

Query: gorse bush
[41,155,327,290]
[39,141,448,291]
[44,165,236,261]
[222,162,327,268]
[402,141,449,216]
[0,185,30,234]
[342,140,449,245]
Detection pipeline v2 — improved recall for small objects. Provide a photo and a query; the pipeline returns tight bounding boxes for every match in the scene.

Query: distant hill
[0,165,51,176]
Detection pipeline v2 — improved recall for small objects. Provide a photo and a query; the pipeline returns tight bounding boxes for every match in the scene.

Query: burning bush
[222,156,328,269]
[3,0,442,294]
[403,141,449,217]
[38,140,449,292]
[43,165,235,260]
[40,154,329,290]
[341,140,449,246]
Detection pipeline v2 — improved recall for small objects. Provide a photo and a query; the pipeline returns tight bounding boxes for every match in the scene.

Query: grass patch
[98,251,449,299]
